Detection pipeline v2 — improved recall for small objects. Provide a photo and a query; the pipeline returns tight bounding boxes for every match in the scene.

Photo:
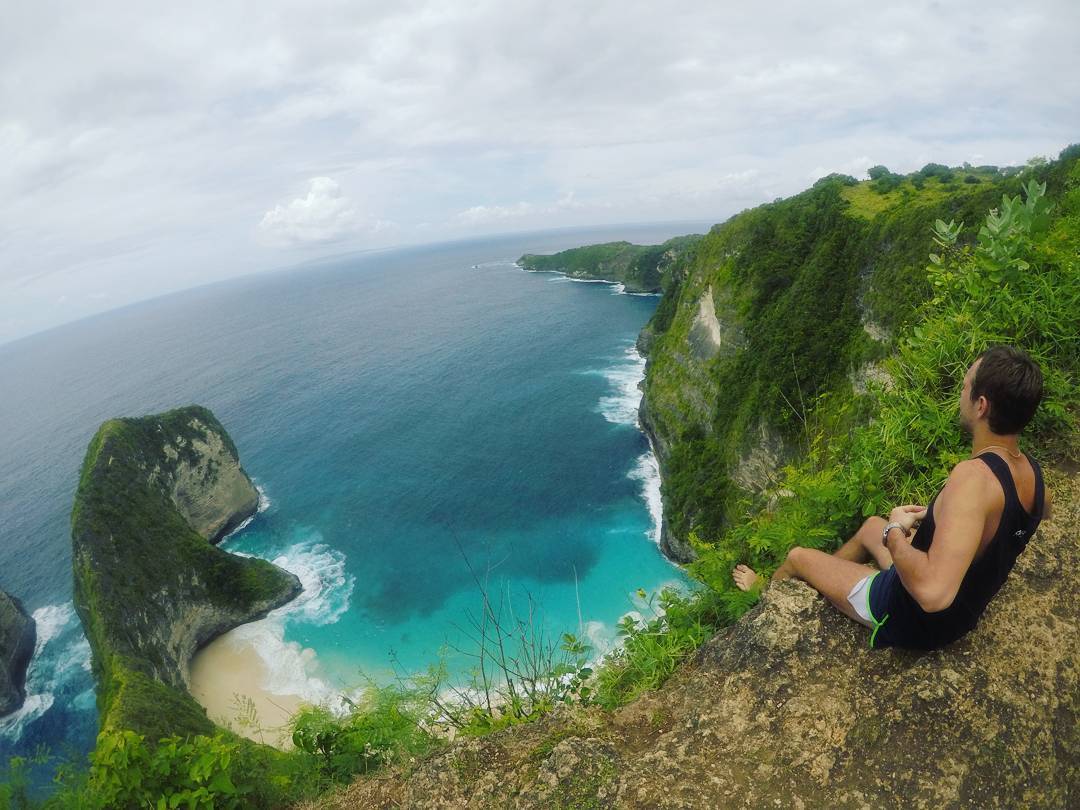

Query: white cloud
[1,1,1079,343]
[456,191,585,226]
[257,177,360,246]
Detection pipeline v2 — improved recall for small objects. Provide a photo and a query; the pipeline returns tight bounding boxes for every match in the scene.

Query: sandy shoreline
[188,631,306,749]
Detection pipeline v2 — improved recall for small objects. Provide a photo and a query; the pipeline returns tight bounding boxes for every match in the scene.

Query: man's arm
[889,461,990,613]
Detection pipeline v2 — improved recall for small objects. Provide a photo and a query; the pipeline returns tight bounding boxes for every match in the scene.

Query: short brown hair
[971,346,1043,434]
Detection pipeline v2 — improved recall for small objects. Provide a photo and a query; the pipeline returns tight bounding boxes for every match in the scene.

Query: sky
[2,1,1078,345]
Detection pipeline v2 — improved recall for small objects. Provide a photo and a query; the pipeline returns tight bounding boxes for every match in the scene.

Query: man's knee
[862,516,886,531]
[785,546,807,567]
[859,516,886,542]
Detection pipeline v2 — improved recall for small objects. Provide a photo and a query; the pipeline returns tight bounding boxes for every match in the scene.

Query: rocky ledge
[72,405,301,741]
[309,467,1077,809]
[0,591,36,717]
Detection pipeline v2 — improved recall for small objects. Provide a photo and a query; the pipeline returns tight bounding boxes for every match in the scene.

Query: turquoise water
[0,225,703,770]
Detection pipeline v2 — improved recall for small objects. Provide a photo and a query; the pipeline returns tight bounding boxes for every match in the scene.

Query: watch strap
[882,521,905,548]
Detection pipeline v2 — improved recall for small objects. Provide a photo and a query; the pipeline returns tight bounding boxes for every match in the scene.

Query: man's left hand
[889,504,928,536]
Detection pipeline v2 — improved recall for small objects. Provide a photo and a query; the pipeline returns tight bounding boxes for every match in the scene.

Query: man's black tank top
[869,451,1045,650]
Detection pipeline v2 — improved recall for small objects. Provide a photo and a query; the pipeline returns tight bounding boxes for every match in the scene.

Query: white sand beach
[188,632,306,749]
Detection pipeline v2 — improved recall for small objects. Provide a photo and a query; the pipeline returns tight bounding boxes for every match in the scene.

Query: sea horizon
[0,219,716,352]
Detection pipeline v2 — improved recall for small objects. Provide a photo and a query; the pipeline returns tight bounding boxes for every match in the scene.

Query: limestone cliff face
[637,275,751,563]
[312,468,1078,809]
[0,591,35,717]
[153,418,260,543]
[637,396,696,563]
[71,405,301,740]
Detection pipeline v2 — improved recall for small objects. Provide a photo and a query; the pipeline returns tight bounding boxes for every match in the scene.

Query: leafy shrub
[592,586,720,709]
[289,683,437,782]
[74,729,249,810]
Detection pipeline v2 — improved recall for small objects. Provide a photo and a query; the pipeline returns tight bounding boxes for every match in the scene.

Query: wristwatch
[882,521,905,549]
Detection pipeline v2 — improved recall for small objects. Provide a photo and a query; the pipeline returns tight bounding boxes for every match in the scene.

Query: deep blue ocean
[0,223,706,774]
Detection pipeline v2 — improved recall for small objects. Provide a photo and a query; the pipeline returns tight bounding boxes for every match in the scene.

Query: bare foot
[732,564,764,592]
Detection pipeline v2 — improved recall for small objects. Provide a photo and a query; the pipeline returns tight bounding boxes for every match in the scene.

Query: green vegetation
[288,684,437,782]
[642,151,1078,554]
[628,148,1080,699]
[519,235,702,293]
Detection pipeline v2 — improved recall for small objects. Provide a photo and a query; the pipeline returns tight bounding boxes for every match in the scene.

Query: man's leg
[732,517,893,592]
[773,546,878,623]
[833,516,893,570]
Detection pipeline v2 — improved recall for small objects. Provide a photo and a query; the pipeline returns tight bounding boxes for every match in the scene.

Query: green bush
[289,683,437,783]
[592,585,722,709]
[63,729,250,810]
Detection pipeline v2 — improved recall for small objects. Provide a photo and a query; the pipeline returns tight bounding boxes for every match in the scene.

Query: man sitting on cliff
[732,345,1051,650]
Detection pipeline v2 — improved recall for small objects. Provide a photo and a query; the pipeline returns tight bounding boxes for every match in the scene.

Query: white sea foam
[628,452,663,546]
[224,514,255,538]
[212,534,357,709]
[588,345,672,554]
[564,276,617,285]
[0,602,93,741]
[30,603,76,651]
[223,618,335,707]
[473,259,519,271]
[270,538,355,627]
[583,619,617,661]
[256,483,271,512]
[595,345,646,426]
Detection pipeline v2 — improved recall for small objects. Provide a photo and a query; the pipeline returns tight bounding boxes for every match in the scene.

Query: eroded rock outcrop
[155,419,261,543]
[72,405,301,740]
[0,591,35,717]
[312,468,1078,809]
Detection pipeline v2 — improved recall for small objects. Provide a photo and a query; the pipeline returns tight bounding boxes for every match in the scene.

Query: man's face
[958,359,982,435]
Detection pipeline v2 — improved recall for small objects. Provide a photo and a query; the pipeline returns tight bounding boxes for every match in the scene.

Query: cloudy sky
[2,1,1078,344]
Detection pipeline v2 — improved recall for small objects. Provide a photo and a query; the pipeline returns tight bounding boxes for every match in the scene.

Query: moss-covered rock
[519,235,702,294]
[0,590,35,717]
[71,405,301,741]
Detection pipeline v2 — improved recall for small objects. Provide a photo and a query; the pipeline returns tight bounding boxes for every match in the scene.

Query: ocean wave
[627,452,663,545]
[594,345,646,426]
[255,482,271,512]
[562,276,618,285]
[578,580,693,670]
[588,345,669,551]
[0,602,94,742]
[472,259,519,270]
[270,536,356,627]
[203,533,357,710]
[221,481,272,541]
[222,617,337,707]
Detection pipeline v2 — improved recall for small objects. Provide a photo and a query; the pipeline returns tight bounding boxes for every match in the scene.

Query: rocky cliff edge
[310,467,1077,809]
[0,591,35,718]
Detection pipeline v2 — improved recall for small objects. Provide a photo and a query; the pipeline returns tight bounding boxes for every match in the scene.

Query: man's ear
[976,395,990,420]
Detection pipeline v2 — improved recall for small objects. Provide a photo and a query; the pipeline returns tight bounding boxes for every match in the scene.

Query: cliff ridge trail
[306,467,1078,809]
